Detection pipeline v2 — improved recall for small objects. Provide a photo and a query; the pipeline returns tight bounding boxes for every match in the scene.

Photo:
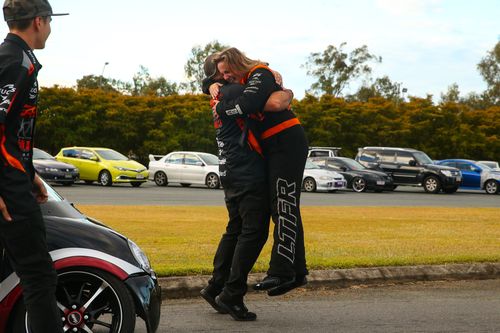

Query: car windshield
[33,148,55,160]
[340,158,366,171]
[95,149,128,161]
[413,152,433,165]
[198,153,219,165]
[305,160,320,169]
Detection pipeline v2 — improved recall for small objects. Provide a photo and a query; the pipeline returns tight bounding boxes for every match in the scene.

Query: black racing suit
[208,83,270,304]
[0,33,62,333]
[215,66,308,280]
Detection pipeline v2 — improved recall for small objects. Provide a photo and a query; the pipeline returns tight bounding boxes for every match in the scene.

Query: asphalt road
[53,181,499,207]
[133,279,500,333]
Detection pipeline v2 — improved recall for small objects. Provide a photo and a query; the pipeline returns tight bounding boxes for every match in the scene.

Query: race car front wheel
[9,268,136,333]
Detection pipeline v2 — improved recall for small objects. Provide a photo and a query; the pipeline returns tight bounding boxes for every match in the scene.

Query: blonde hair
[214,47,268,77]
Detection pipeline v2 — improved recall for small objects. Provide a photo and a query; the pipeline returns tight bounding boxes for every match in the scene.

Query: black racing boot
[215,295,257,321]
[200,286,227,314]
[253,275,295,291]
[267,275,308,296]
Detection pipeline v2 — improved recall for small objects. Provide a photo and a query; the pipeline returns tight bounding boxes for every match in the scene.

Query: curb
[158,262,500,300]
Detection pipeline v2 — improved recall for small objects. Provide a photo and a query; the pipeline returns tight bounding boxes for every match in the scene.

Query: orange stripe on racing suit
[0,126,26,172]
[261,118,301,140]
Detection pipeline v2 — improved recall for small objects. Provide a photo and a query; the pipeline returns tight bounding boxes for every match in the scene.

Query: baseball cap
[3,0,68,22]
[203,53,219,79]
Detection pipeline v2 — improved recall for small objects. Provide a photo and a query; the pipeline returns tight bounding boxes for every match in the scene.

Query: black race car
[0,180,161,333]
[309,157,394,192]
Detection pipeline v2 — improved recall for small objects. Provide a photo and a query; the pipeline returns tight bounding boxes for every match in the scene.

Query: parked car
[307,146,342,158]
[477,160,500,171]
[0,179,161,333]
[56,147,148,187]
[302,160,347,192]
[33,148,79,186]
[148,151,220,189]
[355,147,462,194]
[435,159,500,194]
[310,156,394,192]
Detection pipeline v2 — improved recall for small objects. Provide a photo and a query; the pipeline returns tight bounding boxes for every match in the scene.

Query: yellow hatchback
[55,147,149,187]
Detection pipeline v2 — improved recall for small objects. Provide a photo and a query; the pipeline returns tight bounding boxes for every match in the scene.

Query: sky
[3,0,498,100]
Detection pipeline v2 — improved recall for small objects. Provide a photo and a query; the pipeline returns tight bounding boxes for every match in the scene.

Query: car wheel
[181,183,191,187]
[9,268,136,333]
[484,179,499,194]
[351,177,367,193]
[303,177,316,192]
[131,182,142,187]
[423,175,441,194]
[206,173,220,189]
[443,187,458,194]
[154,171,168,186]
[99,170,112,186]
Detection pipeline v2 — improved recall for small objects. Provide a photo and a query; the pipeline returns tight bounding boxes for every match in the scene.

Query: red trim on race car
[54,257,129,280]
[0,285,22,332]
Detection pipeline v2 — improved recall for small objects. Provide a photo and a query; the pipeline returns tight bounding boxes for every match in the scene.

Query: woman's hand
[209,83,223,99]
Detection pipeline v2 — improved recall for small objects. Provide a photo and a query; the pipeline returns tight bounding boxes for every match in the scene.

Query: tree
[440,83,461,104]
[350,76,402,102]
[184,40,229,93]
[76,75,132,94]
[132,65,179,96]
[477,41,500,105]
[303,42,382,96]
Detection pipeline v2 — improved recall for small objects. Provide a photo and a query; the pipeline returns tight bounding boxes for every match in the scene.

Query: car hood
[304,168,343,179]
[34,159,77,169]
[106,159,147,171]
[425,164,458,172]
[41,199,139,266]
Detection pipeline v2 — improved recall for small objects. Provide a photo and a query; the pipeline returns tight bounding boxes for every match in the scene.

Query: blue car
[436,159,500,194]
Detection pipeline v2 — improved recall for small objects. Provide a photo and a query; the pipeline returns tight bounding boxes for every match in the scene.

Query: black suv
[355,147,462,193]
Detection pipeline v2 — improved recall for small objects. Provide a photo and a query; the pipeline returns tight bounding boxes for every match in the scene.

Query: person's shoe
[253,275,295,291]
[215,296,257,321]
[200,287,227,314]
[267,275,308,297]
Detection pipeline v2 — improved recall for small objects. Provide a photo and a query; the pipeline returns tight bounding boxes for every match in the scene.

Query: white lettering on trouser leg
[276,178,298,263]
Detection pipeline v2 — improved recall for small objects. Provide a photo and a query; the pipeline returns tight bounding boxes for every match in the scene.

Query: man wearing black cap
[0,0,67,332]
[200,54,293,321]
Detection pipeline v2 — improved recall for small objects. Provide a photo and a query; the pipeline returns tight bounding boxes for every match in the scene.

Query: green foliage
[36,87,499,165]
[477,41,500,105]
[303,42,382,96]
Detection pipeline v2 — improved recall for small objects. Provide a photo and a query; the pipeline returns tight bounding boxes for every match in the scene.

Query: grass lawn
[77,205,500,277]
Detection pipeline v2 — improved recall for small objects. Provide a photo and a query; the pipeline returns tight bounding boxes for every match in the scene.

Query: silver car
[148,151,221,189]
[302,160,347,192]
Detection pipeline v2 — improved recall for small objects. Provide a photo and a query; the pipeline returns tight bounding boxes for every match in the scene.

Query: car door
[78,149,101,181]
[181,153,205,184]
[376,150,404,182]
[163,153,184,183]
[456,162,481,188]
[58,148,82,170]
[393,151,420,184]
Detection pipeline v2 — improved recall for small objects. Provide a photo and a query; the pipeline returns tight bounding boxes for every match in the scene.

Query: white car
[302,160,347,192]
[148,151,221,189]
